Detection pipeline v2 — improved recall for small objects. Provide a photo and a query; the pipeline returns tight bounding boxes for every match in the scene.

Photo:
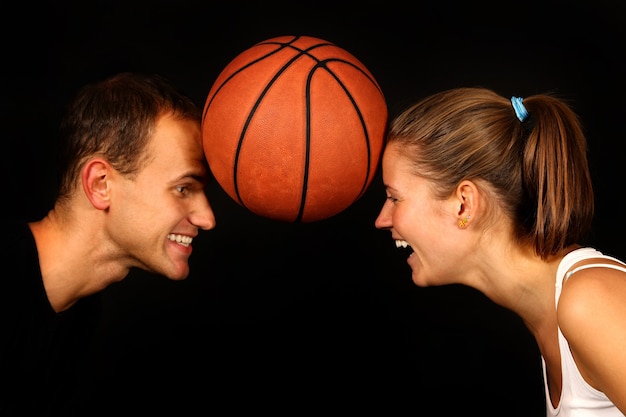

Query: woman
[375,87,626,415]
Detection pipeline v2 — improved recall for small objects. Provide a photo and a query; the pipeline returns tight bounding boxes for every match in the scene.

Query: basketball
[202,35,388,222]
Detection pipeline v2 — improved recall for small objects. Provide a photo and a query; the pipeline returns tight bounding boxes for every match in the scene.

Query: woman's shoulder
[557,252,626,403]
[558,249,626,338]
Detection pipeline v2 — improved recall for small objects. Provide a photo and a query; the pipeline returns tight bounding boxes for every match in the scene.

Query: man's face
[107,112,216,280]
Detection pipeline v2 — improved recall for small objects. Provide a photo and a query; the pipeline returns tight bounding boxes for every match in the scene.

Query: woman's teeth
[395,239,409,249]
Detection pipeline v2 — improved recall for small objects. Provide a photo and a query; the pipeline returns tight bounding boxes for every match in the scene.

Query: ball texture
[202,35,388,222]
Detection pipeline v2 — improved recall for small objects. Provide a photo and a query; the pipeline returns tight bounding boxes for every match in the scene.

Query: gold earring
[458,215,471,228]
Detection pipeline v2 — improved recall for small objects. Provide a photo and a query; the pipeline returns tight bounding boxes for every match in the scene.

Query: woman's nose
[374,202,392,230]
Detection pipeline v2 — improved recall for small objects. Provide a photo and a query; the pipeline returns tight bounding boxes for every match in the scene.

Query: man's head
[55,72,202,203]
[56,72,215,279]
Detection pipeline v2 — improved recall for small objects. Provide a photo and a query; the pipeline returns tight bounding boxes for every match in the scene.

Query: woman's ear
[81,158,112,210]
[455,180,478,229]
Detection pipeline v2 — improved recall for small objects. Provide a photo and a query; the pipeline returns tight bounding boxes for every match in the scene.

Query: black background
[2,1,625,415]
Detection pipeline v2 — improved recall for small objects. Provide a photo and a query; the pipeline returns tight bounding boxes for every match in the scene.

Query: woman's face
[375,142,468,287]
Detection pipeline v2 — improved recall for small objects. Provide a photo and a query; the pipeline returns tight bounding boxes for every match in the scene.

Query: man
[1,72,216,415]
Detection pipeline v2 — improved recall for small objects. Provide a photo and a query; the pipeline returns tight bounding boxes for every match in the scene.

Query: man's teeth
[167,234,193,247]
[395,239,409,248]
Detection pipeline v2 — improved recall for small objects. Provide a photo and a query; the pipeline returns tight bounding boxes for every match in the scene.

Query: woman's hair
[55,72,201,202]
[388,87,594,259]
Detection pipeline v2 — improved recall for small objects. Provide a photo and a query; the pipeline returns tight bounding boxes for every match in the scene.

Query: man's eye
[176,186,189,194]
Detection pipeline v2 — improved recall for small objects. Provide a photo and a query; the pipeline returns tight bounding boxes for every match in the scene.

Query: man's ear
[81,158,112,210]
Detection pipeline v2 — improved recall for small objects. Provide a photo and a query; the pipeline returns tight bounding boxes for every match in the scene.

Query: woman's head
[383,87,593,259]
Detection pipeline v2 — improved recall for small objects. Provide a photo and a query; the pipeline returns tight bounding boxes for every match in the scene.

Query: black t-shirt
[0,220,102,416]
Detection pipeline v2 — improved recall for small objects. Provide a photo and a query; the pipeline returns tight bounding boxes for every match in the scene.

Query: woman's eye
[386,196,398,203]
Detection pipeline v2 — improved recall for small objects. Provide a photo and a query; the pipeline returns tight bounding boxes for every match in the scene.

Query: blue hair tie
[511,96,529,122]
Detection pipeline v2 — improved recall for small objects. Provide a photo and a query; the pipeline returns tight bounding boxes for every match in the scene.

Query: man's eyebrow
[176,172,209,186]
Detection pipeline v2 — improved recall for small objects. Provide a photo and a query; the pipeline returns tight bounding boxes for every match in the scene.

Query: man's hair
[55,72,201,202]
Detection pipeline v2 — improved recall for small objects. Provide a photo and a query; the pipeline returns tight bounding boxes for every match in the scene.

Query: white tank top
[543,247,625,416]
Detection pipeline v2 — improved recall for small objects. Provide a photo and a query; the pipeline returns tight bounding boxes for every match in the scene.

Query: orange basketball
[202,35,388,222]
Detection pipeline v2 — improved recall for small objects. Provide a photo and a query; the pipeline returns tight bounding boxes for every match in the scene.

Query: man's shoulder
[3,218,37,259]
[0,219,41,298]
